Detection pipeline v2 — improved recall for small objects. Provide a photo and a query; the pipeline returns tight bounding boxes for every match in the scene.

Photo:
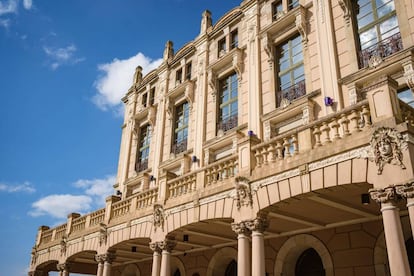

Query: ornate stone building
[29,0,414,275]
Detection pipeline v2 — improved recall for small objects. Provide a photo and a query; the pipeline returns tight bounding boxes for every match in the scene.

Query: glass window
[176,68,182,84]
[136,124,151,172]
[230,29,238,49]
[398,88,414,107]
[185,62,192,80]
[218,73,238,132]
[172,102,189,154]
[142,92,148,108]
[149,87,155,106]
[288,0,299,10]
[272,1,283,20]
[218,38,227,57]
[276,34,305,106]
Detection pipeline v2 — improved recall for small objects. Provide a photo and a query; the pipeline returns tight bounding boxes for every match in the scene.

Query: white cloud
[29,194,92,219]
[0,0,18,16]
[73,174,116,205]
[0,181,35,193]
[0,17,9,28]
[43,44,85,70]
[23,0,32,10]
[93,52,162,112]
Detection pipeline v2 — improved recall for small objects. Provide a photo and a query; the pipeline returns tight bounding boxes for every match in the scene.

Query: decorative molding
[96,251,116,264]
[57,263,71,272]
[262,34,274,69]
[338,0,352,26]
[245,214,269,233]
[60,235,67,255]
[295,13,308,47]
[370,127,407,175]
[251,168,301,190]
[149,242,162,253]
[130,216,151,226]
[310,146,371,171]
[99,223,108,246]
[108,223,128,232]
[402,60,414,91]
[158,238,176,253]
[369,187,395,204]
[208,69,217,101]
[233,176,253,210]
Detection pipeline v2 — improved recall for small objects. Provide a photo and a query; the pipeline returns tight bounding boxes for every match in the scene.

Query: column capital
[396,182,414,199]
[159,238,176,253]
[231,221,252,235]
[149,241,162,253]
[96,251,116,264]
[57,262,71,272]
[369,187,396,204]
[246,215,269,233]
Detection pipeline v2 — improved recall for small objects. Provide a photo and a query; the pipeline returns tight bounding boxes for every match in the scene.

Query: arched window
[295,248,325,276]
[225,259,237,276]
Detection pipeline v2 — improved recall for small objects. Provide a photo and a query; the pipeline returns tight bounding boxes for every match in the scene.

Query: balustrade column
[231,222,251,276]
[150,242,162,276]
[159,239,176,276]
[370,188,411,276]
[247,215,268,276]
[57,263,70,276]
[396,183,414,238]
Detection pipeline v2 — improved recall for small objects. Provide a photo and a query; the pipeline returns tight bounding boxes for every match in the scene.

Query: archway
[295,248,325,276]
[206,247,238,276]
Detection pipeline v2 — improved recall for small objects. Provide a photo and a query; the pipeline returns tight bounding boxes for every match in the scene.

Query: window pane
[360,27,377,49]
[379,16,399,39]
[293,66,305,82]
[398,88,414,107]
[377,0,395,17]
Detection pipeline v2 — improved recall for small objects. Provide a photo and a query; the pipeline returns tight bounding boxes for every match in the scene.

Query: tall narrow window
[176,68,183,85]
[185,62,192,81]
[357,0,402,68]
[218,38,227,57]
[142,92,148,108]
[172,102,189,154]
[218,73,238,132]
[149,87,155,106]
[230,29,238,49]
[288,0,299,10]
[276,34,305,106]
[272,0,283,20]
[136,124,151,172]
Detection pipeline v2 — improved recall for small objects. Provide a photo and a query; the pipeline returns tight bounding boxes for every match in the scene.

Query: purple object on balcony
[324,96,334,106]
[248,130,255,136]
[192,155,197,163]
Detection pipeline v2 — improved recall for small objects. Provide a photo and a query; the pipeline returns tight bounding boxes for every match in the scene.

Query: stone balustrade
[253,133,298,168]
[54,224,66,240]
[111,198,131,219]
[71,216,86,233]
[89,208,105,227]
[136,188,158,209]
[205,155,238,186]
[167,172,196,199]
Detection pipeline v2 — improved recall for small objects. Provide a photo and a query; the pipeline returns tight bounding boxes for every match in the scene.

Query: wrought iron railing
[171,139,188,155]
[135,159,148,172]
[276,80,306,107]
[218,114,238,132]
[358,32,403,68]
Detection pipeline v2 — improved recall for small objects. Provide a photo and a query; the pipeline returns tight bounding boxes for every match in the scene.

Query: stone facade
[29,0,414,275]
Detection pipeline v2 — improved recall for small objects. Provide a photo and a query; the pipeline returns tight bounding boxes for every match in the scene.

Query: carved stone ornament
[245,214,269,233]
[208,70,217,101]
[99,223,109,246]
[396,182,414,199]
[231,221,251,235]
[370,127,407,175]
[149,242,162,253]
[57,263,71,272]
[233,176,253,210]
[369,187,395,204]
[262,35,274,69]
[402,60,414,91]
[60,234,67,255]
[158,238,176,253]
[153,204,165,230]
[368,55,383,68]
[338,0,352,26]
[95,251,116,264]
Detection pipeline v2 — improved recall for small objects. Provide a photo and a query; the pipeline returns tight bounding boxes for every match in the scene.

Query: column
[247,215,268,276]
[396,183,414,239]
[57,263,70,276]
[95,254,104,276]
[150,242,162,276]
[370,188,411,276]
[231,222,251,276]
[96,252,115,276]
[159,238,176,276]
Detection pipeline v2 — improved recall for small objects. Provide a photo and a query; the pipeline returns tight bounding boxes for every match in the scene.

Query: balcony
[217,114,238,133]
[358,32,403,69]
[135,159,148,173]
[171,139,188,155]
[276,80,306,107]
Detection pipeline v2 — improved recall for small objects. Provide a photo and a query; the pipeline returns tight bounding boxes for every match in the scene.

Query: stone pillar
[159,238,176,276]
[95,254,105,276]
[150,242,162,276]
[370,188,411,276]
[57,263,70,276]
[96,252,116,276]
[247,215,268,276]
[231,222,251,276]
[396,183,414,239]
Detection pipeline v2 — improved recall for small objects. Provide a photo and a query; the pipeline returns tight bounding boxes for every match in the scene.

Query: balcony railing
[359,32,403,68]
[171,139,188,155]
[167,172,196,199]
[276,80,306,107]
[205,155,238,186]
[218,114,238,132]
[135,159,148,172]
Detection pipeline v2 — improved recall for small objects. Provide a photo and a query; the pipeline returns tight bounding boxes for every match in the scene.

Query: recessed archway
[206,247,237,276]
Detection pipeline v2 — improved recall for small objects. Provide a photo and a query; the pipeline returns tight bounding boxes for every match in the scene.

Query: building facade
[29,0,414,275]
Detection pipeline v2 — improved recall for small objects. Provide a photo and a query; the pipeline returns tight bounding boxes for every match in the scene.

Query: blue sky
[0,0,240,275]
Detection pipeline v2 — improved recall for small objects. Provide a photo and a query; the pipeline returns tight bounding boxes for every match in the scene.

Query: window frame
[172,101,190,154]
[218,72,238,132]
[136,124,151,172]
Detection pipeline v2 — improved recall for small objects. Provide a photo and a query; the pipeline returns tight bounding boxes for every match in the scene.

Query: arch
[212,8,243,33]
[274,234,333,276]
[171,256,186,276]
[373,231,390,276]
[206,247,237,276]
[171,42,196,64]
[121,263,141,276]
